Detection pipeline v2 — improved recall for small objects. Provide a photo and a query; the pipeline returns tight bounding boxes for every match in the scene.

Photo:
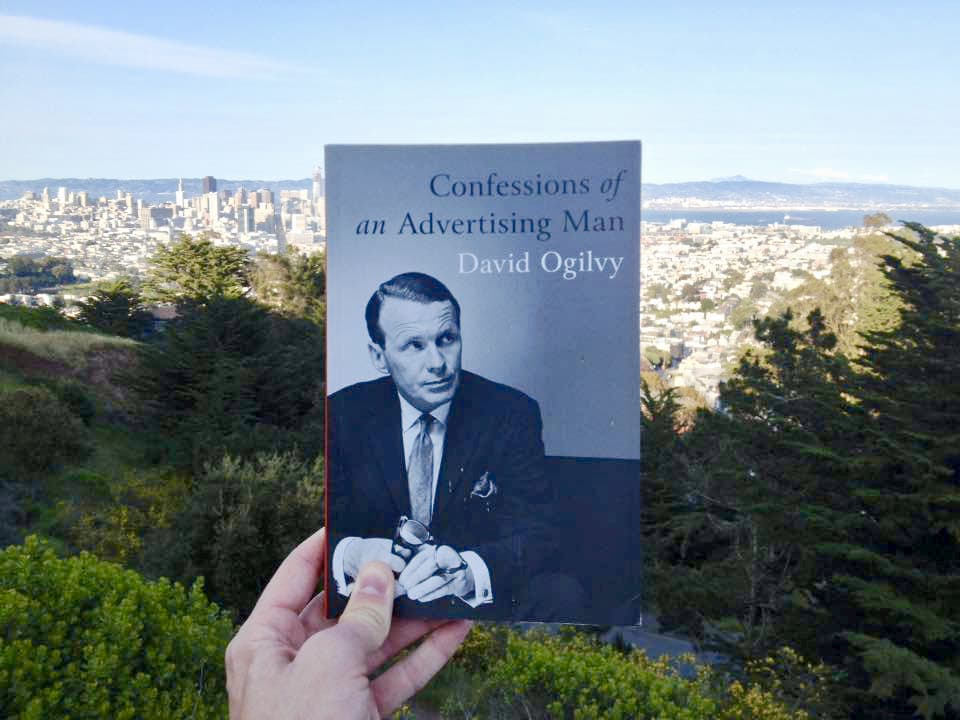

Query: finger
[399,551,437,588]
[373,620,473,717]
[415,575,461,603]
[366,618,449,672]
[299,593,335,639]
[332,561,396,655]
[407,574,452,602]
[250,528,325,619]
[383,553,407,574]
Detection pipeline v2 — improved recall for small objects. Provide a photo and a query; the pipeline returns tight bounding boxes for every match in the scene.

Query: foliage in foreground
[419,625,831,720]
[0,536,233,719]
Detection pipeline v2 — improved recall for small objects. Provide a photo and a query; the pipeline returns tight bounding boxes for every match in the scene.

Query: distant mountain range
[1,177,959,208]
[645,179,960,207]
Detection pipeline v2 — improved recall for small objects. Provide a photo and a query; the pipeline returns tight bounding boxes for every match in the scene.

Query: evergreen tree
[647,309,865,662]
[77,278,152,338]
[142,233,249,306]
[249,250,325,326]
[809,225,960,719]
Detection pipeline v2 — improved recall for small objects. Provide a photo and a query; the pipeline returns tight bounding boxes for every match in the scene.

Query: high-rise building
[175,178,185,209]
[312,165,323,205]
[57,186,68,208]
[77,191,88,207]
[240,206,255,233]
[258,188,274,206]
[207,192,220,221]
[202,176,217,194]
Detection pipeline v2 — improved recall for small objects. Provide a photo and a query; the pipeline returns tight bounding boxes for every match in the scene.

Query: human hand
[399,544,475,603]
[226,528,472,720]
[343,536,408,579]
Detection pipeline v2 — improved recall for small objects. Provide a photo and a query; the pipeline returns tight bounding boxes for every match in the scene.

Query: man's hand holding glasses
[392,517,475,603]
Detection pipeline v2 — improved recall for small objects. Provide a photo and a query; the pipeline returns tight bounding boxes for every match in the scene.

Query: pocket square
[468,471,498,513]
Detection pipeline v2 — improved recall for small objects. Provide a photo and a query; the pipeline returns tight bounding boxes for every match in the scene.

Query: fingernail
[356,567,390,598]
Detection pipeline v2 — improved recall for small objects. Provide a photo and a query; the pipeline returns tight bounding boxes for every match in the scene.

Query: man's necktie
[409,413,434,526]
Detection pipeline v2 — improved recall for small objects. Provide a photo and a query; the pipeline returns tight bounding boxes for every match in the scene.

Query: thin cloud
[0,15,297,80]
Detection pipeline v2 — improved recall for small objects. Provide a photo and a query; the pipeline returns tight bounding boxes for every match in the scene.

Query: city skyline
[1,1,957,187]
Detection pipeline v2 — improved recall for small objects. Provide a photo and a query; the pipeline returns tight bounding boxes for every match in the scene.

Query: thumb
[337,560,396,654]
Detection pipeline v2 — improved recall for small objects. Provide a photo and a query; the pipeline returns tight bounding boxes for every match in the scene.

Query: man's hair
[365,272,461,347]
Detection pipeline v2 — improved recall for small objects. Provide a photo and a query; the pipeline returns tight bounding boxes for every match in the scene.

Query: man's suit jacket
[326,370,553,619]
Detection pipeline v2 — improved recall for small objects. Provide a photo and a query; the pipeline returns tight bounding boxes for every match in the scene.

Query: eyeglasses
[393,516,433,555]
[392,516,468,575]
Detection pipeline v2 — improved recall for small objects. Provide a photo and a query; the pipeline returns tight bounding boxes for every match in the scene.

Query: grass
[0,317,138,369]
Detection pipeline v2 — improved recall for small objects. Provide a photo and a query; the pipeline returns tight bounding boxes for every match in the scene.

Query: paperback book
[325,142,642,624]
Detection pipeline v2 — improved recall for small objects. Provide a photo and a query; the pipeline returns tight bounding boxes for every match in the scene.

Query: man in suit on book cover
[327,272,564,619]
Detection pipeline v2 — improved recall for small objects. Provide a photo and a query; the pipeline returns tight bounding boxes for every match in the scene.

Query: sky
[1,1,957,187]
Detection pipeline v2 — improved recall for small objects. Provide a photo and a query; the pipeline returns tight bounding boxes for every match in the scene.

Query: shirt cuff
[332,536,359,597]
[458,550,493,607]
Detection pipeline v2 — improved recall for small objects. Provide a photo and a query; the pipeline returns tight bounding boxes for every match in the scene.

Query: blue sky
[1,1,957,187]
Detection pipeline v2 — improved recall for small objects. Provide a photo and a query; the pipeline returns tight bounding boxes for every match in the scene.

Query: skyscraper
[175,178,185,209]
[312,166,323,205]
[202,176,217,194]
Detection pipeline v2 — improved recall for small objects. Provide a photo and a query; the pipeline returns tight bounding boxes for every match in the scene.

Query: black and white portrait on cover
[324,142,643,625]
[327,272,582,620]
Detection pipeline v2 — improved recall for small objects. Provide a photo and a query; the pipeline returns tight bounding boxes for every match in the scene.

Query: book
[325,142,641,624]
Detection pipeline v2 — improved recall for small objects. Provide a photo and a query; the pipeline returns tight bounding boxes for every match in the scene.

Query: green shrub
[149,451,324,618]
[69,467,191,565]
[36,377,98,425]
[0,385,89,480]
[429,626,820,720]
[0,536,233,719]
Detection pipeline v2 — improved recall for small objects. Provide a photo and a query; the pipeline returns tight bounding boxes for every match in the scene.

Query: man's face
[369,297,462,412]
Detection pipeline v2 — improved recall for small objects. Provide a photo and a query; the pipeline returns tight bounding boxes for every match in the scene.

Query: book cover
[325,142,641,624]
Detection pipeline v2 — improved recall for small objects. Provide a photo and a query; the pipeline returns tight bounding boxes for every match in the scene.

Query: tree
[249,249,325,325]
[646,309,864,663]
[864,212,893,228]
[806,225,960,719]
[143,233,250,306]
[77,278,152,338]
[133,296,323,470]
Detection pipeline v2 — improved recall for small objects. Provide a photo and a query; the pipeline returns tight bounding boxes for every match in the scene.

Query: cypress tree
[811,225,960,719]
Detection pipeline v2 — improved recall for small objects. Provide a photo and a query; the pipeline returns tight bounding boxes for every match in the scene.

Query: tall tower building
[202,175,217,194]
[175,178,185,209]
[206,192,220,223]
[57,186,68,209]
[240,206,255,233]
[312,166,323,206]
